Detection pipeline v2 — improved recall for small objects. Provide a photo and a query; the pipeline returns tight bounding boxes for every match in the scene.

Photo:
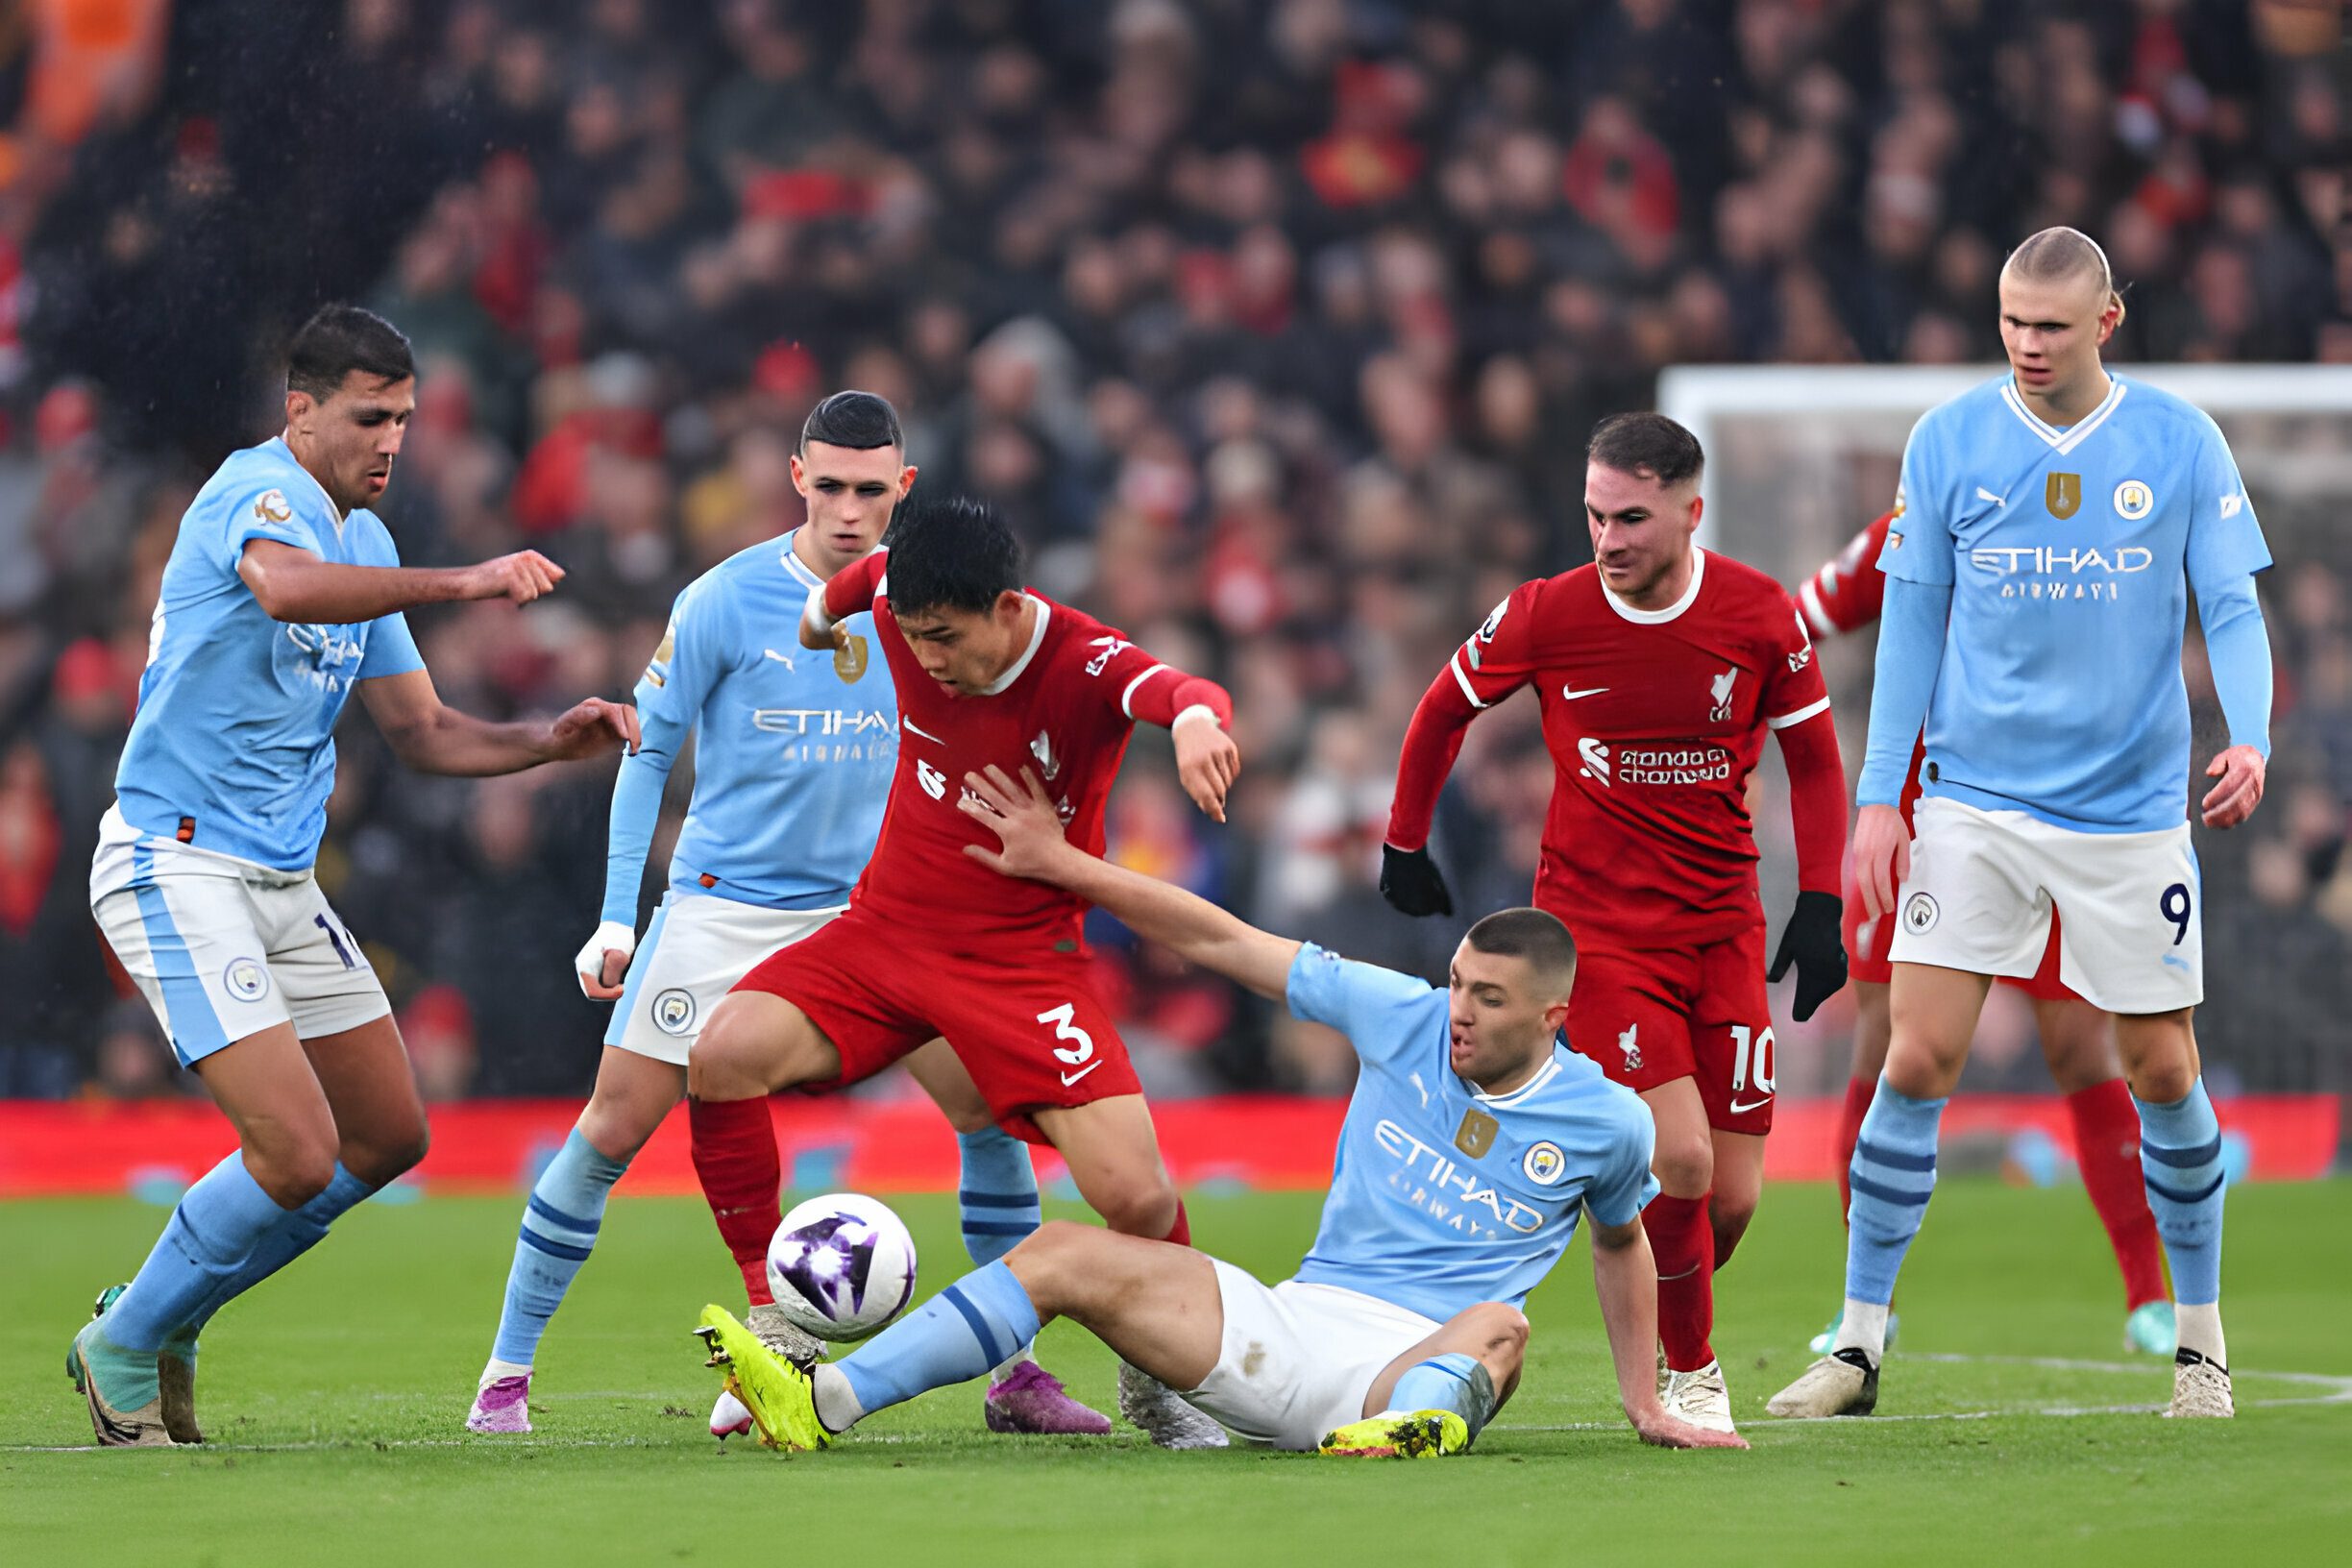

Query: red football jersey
[821,551,1181,953]
[1796,511,1926,819]
[1797,511,1894,639]
[1428,550,1830,945]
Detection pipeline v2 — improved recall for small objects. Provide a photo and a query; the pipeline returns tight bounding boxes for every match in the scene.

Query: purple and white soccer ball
[764,1192,919,1341]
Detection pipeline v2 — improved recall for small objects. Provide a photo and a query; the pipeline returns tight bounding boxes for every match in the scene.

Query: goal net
[1656,364,2352,1098]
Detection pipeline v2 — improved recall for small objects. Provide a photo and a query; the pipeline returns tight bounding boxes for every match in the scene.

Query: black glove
[1380,844,1455,918]
[1769,890,1849,1022]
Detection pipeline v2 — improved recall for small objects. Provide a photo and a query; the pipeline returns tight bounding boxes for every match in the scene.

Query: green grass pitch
[4,1179,2346,1566]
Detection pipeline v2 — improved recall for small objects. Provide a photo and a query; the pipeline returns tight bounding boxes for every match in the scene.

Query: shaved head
[2002,226,2121,318]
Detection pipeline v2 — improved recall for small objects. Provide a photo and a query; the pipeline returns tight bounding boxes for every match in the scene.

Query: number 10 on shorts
[1037,1003,1101,1087]
[1729,1023,1776,1098]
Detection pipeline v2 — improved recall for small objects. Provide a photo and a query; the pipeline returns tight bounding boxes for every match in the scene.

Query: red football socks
[1836,1075,1876,1223]
[689,1096,782,1306]
[2068,1079,2169,1310]
[1647,1192,1716,1372]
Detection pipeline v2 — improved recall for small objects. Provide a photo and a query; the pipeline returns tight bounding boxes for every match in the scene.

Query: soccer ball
[764,1192,919,1341]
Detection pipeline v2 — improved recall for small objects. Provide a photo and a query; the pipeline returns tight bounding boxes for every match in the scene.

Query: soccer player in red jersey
[1380,413,1850,1434]
[687,494,1242,1447]
[1797,512,2173,1358]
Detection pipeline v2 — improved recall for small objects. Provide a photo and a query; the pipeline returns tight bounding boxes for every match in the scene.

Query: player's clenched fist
[464,550,566,604]
[543,698,642,760]
[1172,710,1240,823]
[573,919,637,999]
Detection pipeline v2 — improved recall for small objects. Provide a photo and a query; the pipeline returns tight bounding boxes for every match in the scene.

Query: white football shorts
[89,806,392,1066]
[1890,796,2203,1014]
[605,892,845,1065]
[1187,1262,1441,1450]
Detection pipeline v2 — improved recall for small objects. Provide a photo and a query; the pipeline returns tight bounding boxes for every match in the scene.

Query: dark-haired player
[70,306,639,1446]
[1380,412,1850,1434]
[692,763,1740,1457]
[466,394,1108,1439]
[687,494,1243,1446]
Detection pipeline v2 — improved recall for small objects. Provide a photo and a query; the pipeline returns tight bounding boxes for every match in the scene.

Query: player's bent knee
[1469,1302,1530,1356]
[1091,1176,1179,1239]
[344,1119,429,1188]
[1652,1135,1714,1198]
[247,1136,338,1208]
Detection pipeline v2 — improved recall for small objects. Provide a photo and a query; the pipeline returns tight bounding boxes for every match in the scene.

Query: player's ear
[789,451,807,495]
[994,588,1026,623]
[896,464,918,497]
[284,388,313,429]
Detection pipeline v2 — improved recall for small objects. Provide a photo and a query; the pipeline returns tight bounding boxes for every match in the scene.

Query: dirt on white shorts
[1186,1262,1441,1451]
[1890,796,2203,1013]
[605,892,845,1065]
[89,806,391,1066]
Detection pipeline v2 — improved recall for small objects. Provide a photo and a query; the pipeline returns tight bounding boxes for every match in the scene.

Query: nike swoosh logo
[1728,1096,1774,1115]
[902,719,943,744]
[1561,685,1610,700]
[1975,487,2007,505]
[1061,1061,1104,1088]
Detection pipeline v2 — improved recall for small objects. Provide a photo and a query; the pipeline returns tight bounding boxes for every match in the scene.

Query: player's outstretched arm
[960,764,1300,1000]
[239,540,566,624]
[1589,1213,1748,1450]
[358,668,640,776]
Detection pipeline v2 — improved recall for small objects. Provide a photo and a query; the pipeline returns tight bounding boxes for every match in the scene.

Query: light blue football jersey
[622,531,896,912]
[1285,943,1658,1324]
[1885,373,2271,833]
[113,438,424,870]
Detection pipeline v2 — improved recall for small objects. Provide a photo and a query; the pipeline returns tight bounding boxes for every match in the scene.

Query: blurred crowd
[0,0,2344,1101]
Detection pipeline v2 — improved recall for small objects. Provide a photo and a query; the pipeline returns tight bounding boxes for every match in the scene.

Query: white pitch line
[1494,1352,2352,1432]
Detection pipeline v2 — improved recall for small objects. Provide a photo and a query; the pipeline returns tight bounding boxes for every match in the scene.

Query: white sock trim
[479,1357,531,1388]
[1833,1300,1889,1361]
[811,1362,865,1433]
[2174,1302,2226,1366]
[990,1343,1039,1383]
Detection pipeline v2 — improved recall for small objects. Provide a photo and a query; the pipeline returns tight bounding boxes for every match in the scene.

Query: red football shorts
[730,908,1140,1142]
[1565,923,1776,1136]
[1842,838,2080,1002]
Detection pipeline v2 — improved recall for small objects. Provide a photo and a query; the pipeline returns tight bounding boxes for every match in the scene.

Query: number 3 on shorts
[2160,882,2193,945]
[1036,1003,1095,1066]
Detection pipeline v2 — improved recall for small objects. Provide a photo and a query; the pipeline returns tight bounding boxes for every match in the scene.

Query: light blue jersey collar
[1997,374,2126,455]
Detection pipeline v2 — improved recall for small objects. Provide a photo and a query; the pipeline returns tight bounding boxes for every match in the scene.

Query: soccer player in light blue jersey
[466,392,1106,1439]
[689,764,1744,1457]
[69,306,639,1446]
[1769,229,2272,1423]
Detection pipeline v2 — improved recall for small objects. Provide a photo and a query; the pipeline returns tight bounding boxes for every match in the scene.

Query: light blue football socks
[490,1129,632,1368]
[1836,1079,1947,1361]
[956,1127,1041,1267]
[105,1152,291,1356]
[2137,1078,2228,1364]
[823,1260,1043,1430]
[1387,1352,1498,1438]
